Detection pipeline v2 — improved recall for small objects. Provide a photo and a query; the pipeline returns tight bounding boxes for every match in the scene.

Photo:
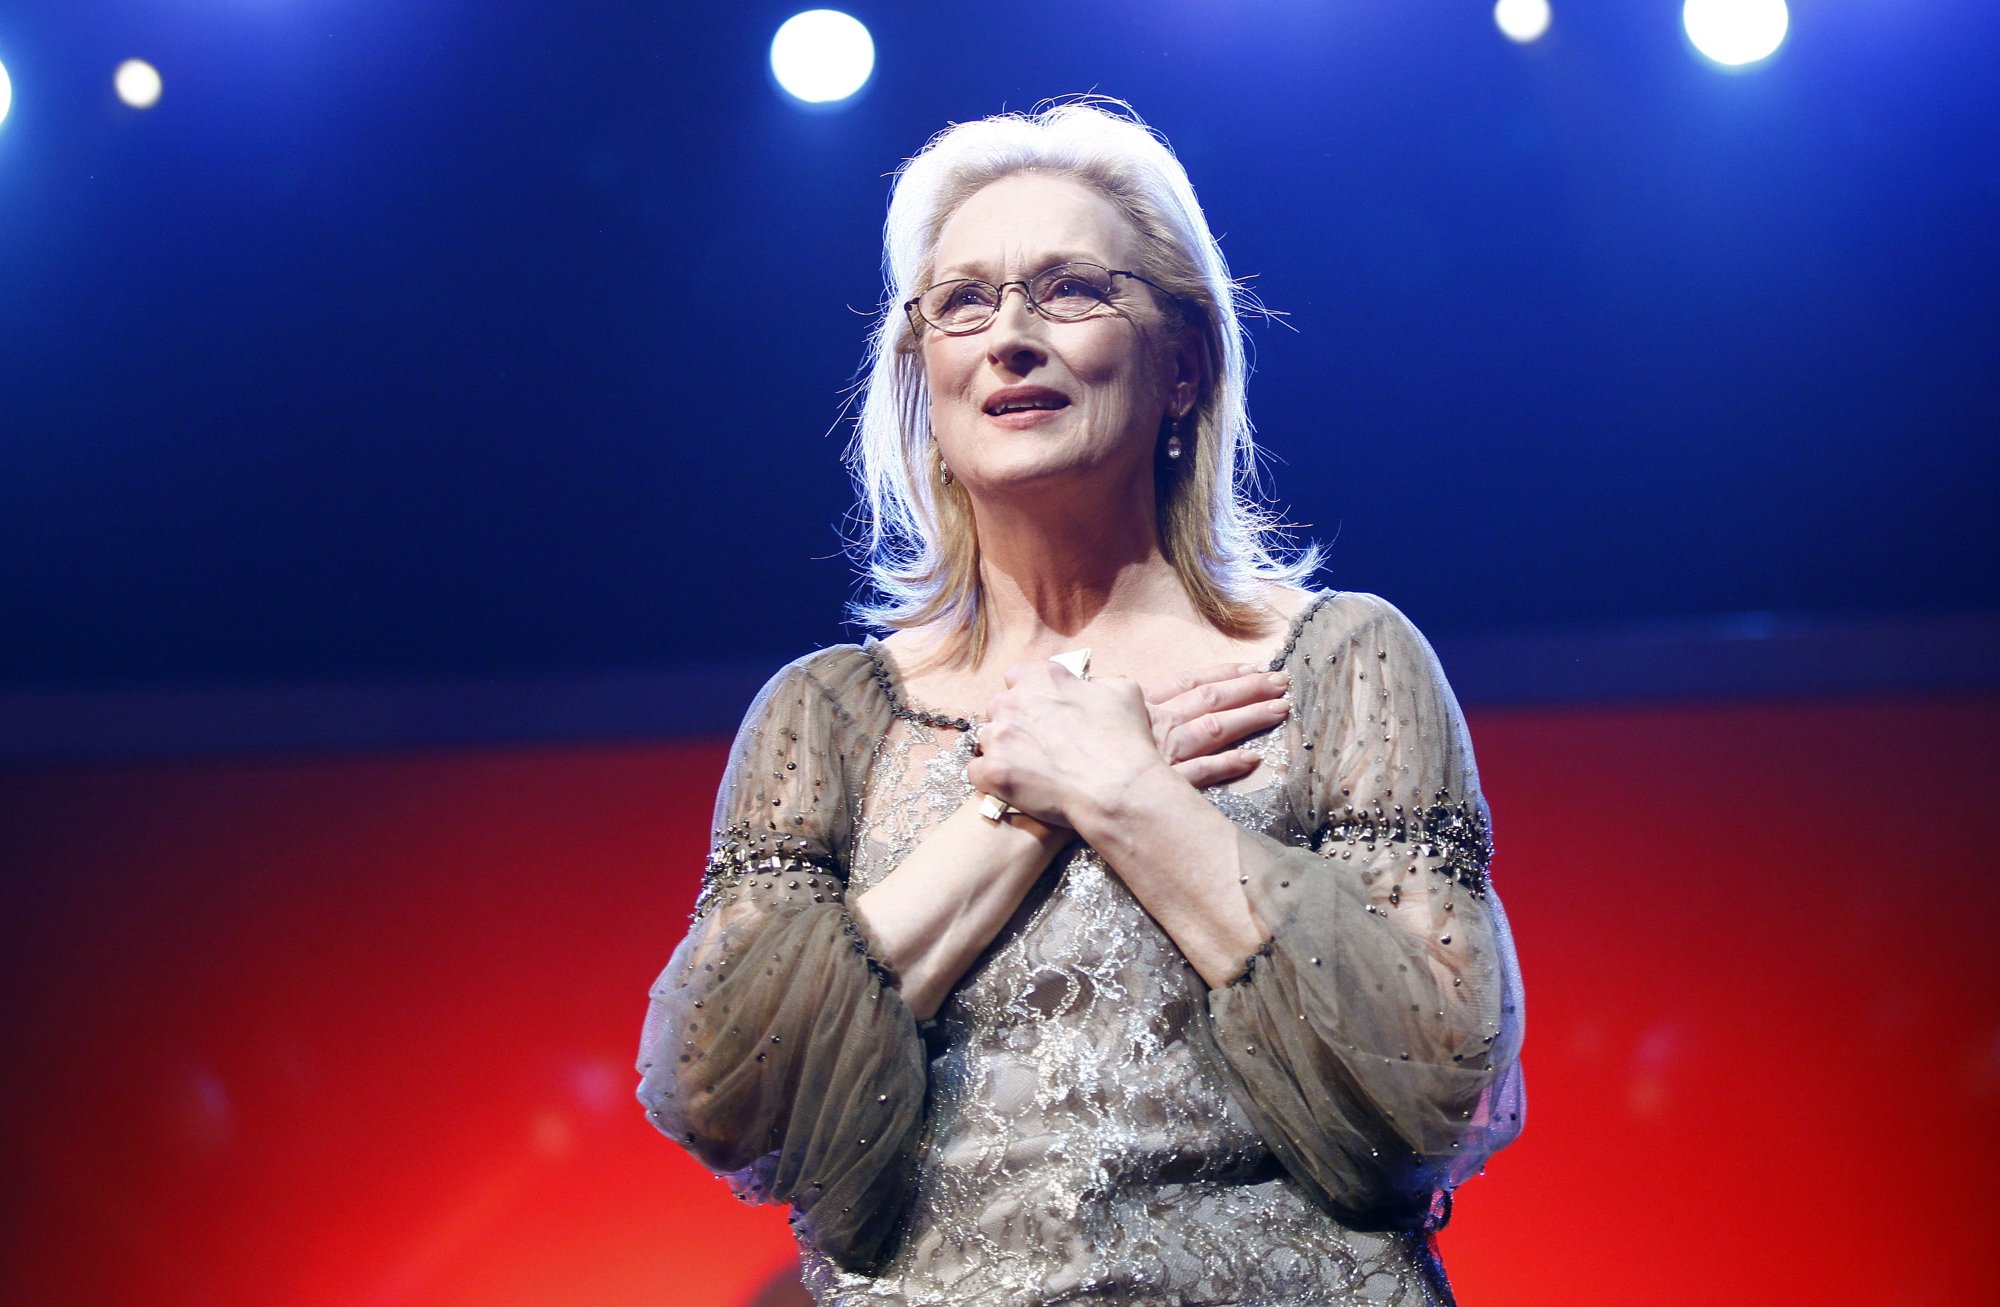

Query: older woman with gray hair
[638,100,1525,1306]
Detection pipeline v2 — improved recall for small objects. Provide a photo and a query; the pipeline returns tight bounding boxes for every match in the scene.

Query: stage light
[770,10,874,106]
[115,58,162,109]
[1494,0,1551,44]
[0,56,13,130]
[1683,0,1788,68]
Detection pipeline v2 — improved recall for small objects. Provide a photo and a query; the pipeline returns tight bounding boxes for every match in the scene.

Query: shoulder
[1284,590,1426,646]
[741,643,881,731]
[1281,594,1477,768]
[770,642,876,687]
[1279,590,1451,683]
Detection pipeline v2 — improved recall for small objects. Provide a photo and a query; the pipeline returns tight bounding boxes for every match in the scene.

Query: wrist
[967,796,1070,853]
[1007,810,1069,850]
[1072,759,1190,849]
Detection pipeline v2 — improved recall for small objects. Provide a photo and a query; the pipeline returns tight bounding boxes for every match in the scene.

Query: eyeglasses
[905,262,1173,336]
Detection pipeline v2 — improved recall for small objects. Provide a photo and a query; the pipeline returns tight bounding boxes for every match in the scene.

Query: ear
[1168,325,1205,421]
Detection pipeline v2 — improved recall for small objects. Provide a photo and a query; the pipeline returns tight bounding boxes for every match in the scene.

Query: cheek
[921,340,978,403]
[1070,325,1163,391]
[921,345,980,447]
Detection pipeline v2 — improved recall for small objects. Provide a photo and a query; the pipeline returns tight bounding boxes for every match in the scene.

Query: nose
[985,283,1048,374]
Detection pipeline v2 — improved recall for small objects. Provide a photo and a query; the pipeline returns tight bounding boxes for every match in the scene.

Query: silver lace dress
[638,592,1526,1305]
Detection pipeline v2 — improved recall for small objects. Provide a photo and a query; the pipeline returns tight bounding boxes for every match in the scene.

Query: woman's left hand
[966,660,1168,830]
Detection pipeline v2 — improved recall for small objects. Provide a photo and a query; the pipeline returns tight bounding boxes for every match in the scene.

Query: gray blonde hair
[847,98,1318,662]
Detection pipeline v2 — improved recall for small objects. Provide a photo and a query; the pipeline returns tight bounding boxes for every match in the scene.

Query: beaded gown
[638,592,1526,1306]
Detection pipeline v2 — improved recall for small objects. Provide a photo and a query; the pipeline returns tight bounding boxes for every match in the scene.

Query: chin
[963,459,1074,496]
[956,437,1080,483]
[964,446,1133,498]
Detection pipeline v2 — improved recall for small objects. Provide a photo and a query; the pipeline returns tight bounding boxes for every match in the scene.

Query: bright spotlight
[1683,0,1788,68]
[115,58,162,109]
[770,10,874,106]
[0,57,13,130]
[1494,0,1551,44]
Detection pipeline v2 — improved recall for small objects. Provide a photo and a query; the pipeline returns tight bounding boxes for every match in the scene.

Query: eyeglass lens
[917,264,1120,333]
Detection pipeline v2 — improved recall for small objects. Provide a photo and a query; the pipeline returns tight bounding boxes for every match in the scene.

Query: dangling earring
[937,448,953,486]
[1165,416,1185,463]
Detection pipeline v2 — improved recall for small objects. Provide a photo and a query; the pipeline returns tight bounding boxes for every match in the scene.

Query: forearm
[851,800,1071,1019]
[1074,764,1268,988]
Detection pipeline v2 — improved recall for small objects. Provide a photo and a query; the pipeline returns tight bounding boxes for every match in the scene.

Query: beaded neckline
[861,590,1340,733]
[861,637,979,733]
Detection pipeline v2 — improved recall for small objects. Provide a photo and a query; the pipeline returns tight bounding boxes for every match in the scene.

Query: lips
[982,386,1070,417]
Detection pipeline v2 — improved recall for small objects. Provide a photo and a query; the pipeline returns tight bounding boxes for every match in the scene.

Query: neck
[966,470,1188,668]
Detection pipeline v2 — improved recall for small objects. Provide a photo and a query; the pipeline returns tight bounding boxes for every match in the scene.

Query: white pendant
[1050,648,1092,680]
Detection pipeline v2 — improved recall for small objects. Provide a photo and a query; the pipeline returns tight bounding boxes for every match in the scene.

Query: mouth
[982,387,1071,418]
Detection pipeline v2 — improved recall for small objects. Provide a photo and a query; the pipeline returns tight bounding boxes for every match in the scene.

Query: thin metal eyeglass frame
[903,263,1174,337]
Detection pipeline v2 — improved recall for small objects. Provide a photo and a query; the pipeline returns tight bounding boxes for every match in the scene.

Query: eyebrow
[934,251,1109,280]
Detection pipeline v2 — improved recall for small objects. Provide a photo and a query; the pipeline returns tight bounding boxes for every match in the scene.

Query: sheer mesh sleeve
[1205,593,1526,1231]
[636,651,925,1272]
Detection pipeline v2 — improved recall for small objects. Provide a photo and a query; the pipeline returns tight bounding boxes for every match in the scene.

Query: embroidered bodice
[639,592,1526,1305]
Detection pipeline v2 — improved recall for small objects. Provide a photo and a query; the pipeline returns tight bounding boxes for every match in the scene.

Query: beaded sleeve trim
[694,823,898,986]
[1229,792,1492,985]
[693,823,822,921]
[1311,790,1492,898]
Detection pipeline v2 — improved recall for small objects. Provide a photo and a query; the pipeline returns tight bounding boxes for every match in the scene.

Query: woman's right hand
[1141,663,1291,788]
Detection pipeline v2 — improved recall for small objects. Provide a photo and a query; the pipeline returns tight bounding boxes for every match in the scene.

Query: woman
[639,100,1524,1305]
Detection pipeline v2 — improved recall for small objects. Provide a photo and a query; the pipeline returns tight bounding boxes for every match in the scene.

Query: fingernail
[1238,663,1262,676]
[1267,672,1289,689]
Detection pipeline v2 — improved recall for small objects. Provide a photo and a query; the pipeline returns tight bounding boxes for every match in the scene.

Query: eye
[944,282,996,310]
[923,280,997,325]
[1045,272,1110,302]
[1032,266,1116,318]
[918,280,998,329]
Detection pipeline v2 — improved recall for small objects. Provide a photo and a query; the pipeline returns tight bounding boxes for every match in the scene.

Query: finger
[1153,670,1290,733]
[1153,671,1289,741]
[1173,749,1262,789]
[1164,698,1291,764]
[1000,659,1048,691]
[965,755,1010,799]
[1141,661,1263,705]
[973,716,1014,753]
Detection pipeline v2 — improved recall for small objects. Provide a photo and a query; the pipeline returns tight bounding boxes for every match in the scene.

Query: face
[919,173,1197,500]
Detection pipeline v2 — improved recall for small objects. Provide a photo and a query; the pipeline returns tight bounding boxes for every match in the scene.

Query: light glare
[1494,0,1552,44]
[770,10,874,106]
[0,57,13,130]
[1683,0,1789,68]
[115,58,162,109]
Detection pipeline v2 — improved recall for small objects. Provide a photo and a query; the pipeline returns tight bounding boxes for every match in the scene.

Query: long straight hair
[847,99,1318,664]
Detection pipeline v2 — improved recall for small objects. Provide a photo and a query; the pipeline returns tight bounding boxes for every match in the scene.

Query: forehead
[932,173,1140,278]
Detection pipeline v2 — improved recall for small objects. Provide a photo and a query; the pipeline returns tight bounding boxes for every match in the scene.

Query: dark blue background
[3,1,1994,688]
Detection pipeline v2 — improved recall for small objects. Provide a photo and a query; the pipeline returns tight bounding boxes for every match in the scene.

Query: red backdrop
[4,694,1997,1305]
